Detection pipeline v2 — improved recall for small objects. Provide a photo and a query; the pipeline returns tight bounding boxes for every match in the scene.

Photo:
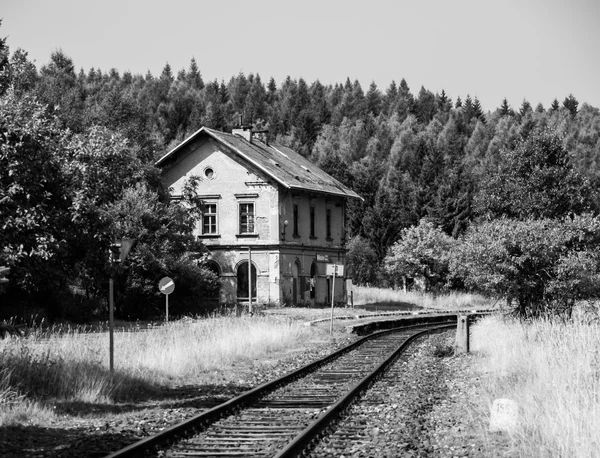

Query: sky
[2,0,599,112]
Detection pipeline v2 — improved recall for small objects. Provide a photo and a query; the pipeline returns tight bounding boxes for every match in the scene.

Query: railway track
[106,318,456,458]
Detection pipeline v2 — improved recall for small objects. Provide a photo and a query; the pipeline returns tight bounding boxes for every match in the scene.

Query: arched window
[205,260,221,276]
[237,262,257,300]
[205,261,221,298]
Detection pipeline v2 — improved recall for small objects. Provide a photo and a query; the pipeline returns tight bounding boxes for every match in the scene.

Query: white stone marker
[489,398,519,432]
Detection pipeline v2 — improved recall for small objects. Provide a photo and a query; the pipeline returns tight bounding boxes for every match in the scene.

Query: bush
[383,219,455,292]
[450,215,600,317]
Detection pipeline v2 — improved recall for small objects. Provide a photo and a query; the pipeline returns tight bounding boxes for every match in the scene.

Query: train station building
[156,126,361,306]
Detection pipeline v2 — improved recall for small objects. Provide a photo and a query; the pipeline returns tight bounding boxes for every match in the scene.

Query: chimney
[253,129,269,146]
[232,126,253,143]
[232,115,253,143]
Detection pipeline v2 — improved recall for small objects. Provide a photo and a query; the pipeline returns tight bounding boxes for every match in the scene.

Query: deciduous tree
[384,219,455,291]
[474,128,592,219]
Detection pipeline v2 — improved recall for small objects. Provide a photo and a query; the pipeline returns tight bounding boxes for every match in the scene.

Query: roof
[155,126,362,200]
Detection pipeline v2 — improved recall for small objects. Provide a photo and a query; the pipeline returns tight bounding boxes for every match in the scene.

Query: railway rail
[106,317,457,458]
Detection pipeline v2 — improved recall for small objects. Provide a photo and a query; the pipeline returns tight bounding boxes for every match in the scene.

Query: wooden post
[351,290,354,309]
[109,276,114,373]
[248,246,252,315]
[456,315,470,354]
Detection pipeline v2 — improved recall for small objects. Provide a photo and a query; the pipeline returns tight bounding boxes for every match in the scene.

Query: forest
[2,22,600,320]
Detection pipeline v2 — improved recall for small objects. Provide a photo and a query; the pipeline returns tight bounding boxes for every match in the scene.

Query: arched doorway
[236,262,257,301]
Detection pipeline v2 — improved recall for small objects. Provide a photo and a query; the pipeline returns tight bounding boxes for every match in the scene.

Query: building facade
[156,126,361,306]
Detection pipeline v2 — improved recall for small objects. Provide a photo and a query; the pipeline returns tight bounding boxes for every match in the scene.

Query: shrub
[450,215,600,317]
[384,219,455,292]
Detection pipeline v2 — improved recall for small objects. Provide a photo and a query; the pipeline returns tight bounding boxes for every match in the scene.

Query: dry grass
[0,314,327,426]
[353,286,494,310]
[471,316,600,457]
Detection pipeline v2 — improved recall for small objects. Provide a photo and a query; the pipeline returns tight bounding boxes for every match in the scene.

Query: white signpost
[326,264,344,334]
[159,276,175,322]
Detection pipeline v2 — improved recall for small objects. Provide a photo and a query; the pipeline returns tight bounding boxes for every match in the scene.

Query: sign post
[108,238,135,374]
[159,277,175,322]
[326,264,344,335]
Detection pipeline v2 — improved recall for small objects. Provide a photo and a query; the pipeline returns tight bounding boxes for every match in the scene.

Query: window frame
[202,202,219,235]
[310,205,316,239]
[239,202,256,234]
[326,208,332,240]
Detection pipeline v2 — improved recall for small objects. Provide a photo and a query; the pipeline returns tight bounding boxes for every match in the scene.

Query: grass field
[3,289,596,457]
[0,288,493,427]
[0,314,333,426]
[471,315,600,457]
[352,286,495,310]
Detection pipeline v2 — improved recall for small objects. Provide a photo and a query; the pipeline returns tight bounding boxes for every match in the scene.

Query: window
[202,203,218,234]
[310,206,316,238]
[293,204,299,236]
[326,208,332,240]
[203,166,215,179]
[239,203,255,234]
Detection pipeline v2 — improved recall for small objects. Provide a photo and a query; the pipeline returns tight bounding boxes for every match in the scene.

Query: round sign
[158,277,175,295]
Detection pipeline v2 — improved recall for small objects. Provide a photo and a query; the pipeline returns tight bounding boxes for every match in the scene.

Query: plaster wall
[161,137,280,245]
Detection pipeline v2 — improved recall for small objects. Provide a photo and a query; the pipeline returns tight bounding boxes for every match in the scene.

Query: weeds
[353,286,494,310]
[471,316,600,457]
[0,313,325,425]
[428,334,455,358]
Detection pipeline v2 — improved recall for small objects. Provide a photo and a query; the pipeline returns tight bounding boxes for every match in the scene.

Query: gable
[161,136,276,196]
[156,127,362,201]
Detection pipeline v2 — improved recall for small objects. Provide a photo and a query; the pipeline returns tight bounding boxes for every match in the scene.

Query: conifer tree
[187,57,204,90]
[563,94,579,117]
[436,89,451,111]
[383,80,398,115]
[416,86,436,123]
[462,95,473,120]
[499,98,512,116]
[519,99,532,118]
[160,63,173,81]
[472,97,485,123]
[366,81,382,116]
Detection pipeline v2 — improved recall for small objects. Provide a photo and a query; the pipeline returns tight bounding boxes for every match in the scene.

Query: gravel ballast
[311,331,510,458]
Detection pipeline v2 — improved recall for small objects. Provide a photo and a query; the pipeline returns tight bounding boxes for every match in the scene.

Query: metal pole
[165,294,169,322]
[248,246,252,315]
[109,276,114,373]
[330,266,336,335]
